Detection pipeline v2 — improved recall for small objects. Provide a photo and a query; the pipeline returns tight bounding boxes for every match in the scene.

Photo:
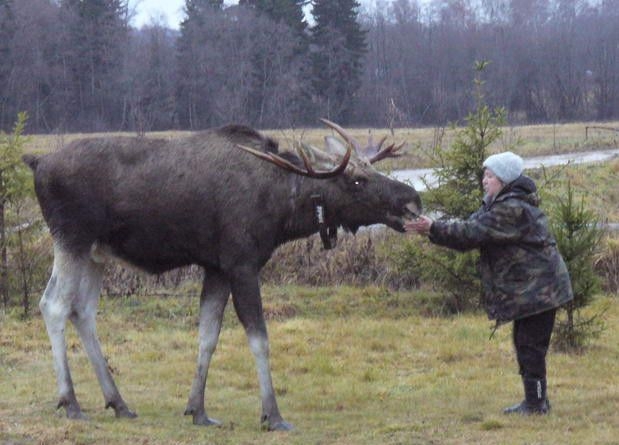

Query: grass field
[4,122,618,444]
[23,120,619,172]
[1,286,617,445]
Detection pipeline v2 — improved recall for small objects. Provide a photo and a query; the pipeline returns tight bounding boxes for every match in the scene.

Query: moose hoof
[184,406,222,427]
[106,400,137,419]
[58,399,88,420]
[263,419,294,431]
[65,407,88,420]
[115,407,138,419]
[193,414,222,427]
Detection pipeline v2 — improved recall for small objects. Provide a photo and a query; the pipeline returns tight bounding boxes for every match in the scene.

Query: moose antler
[367,139,405,164]
[237,142,351,179]
[319,118,404,164]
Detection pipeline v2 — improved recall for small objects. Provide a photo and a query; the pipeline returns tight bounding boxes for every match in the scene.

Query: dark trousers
[512,309,557,380]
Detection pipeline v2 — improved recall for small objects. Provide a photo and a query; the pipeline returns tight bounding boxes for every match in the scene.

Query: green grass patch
[1,289,617,445]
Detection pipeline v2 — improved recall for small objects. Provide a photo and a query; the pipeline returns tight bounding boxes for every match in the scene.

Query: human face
[482,168,504,199]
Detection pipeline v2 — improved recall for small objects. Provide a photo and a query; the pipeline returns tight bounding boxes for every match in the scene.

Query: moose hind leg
[230,273,293,431]
[185,271,229,426]
[70,258,136,418]
[39,246,87,419]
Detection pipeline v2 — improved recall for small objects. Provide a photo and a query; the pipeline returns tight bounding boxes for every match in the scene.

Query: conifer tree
[184,0,223,16]
[240,0,307,36]
[0,0,16,130]
[238,0,310,126]
[176,0,223,129]
[177,0,308,128]
[550,182,603,351]
[0,112,32,308]
[310,0,367,123]
[58,0,129,130]
[424,61,505,218]
[396,62,508,312]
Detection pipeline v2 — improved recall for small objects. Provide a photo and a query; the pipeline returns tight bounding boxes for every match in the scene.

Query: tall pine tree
[177,0,311,128]
[239,0,307,37]
[59,0,129,130]
[184,0,223,17]
[176,0,225,129]
[128,25,177,132]
[310,0,366,123]
[395,63,508,313]
[238,0,311,126]
[0,0,16,130]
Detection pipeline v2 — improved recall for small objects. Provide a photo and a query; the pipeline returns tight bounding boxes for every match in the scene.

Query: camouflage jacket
[428,175,573,322]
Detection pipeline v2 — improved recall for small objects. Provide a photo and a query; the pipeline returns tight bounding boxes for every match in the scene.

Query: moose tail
[22,154,39,171]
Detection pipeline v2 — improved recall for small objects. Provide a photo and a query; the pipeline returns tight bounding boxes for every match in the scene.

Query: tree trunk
[566,302,575,348]
[0,199,8,307]
[17,224,29,316]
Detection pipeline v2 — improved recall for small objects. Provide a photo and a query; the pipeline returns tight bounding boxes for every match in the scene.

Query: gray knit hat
[483,151,524,184]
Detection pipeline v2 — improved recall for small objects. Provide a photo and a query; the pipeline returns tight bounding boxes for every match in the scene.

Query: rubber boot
[503,378,550,415]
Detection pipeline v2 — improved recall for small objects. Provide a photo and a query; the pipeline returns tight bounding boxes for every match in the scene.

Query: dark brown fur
[25,125,421,430]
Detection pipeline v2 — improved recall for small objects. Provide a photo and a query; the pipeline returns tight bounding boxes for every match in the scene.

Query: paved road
[388,148,619,231]
[391,148,619,191]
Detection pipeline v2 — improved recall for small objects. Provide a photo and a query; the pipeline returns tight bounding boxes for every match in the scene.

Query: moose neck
[310,193,337,249]
[282,176,339,248]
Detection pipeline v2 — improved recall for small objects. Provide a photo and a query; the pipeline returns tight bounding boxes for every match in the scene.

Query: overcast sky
[130,0,389,29]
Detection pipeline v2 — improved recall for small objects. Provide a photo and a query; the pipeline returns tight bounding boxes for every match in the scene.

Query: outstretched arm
[405,203,526,252]
[404,215,433,236]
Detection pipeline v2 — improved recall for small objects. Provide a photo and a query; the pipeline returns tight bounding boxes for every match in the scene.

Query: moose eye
[352,177,366,188]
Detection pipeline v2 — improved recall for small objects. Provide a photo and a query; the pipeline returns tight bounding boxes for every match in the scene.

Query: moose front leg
[185,271,230,426]
[230,270,293,431]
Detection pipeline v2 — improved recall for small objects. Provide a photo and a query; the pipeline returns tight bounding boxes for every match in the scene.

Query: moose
[23,119,421,431]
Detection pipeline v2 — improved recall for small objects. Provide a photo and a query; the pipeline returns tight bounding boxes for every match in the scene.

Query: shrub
[550,181,605,351]
[0,112,38,314]
[396,61,508,313]
[595,236,619,294]
[261,229,410,289]
[392,236,480,314]
[5,201,52,315]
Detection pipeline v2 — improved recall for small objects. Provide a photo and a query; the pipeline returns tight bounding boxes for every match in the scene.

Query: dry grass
[22,120,619,172]
[1,288,617,445]
[18,125,619,243]
[6,122,617,443]
[534,157,619,222]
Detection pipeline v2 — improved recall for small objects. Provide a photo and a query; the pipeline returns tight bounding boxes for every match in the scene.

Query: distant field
[22,121,619,224]
[23,121,619,172]
[1,287,617,445]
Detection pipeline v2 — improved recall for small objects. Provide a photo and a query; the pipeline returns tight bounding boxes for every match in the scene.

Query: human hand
[404,215,433,236]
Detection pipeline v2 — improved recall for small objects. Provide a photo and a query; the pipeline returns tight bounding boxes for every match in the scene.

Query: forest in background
[0,0,618,133]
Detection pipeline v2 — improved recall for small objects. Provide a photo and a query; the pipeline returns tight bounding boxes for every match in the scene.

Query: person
[404,151,573,415]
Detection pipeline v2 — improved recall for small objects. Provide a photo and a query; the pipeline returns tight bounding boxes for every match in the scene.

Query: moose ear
[293,141,316,163]
[299,142,342,170]
[323,136,349,158]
